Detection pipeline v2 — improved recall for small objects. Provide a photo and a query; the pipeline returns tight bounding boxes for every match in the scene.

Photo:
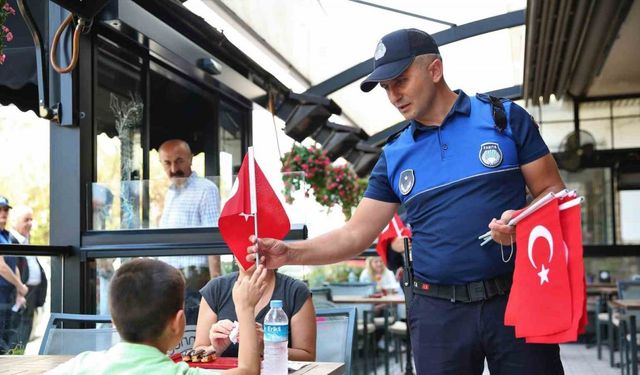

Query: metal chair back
[39,313,118,355]
[316,307,357,375]
[618,281,640,300]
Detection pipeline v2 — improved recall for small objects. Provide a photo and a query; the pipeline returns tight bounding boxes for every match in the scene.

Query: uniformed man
[248,28,566,374]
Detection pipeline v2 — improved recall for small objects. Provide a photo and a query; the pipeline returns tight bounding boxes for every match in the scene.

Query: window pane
[585,256,640,283]
[560,168,613,245]
[580,119,612,150]
[95,39,145,230]
[148,63,218,179]
[219,100,244,173]
[540,121,573,153]
[612,98,640,117]
[91,176,222,230]
[613,116,640,149]
[619,190,640,245]
[579,101,610,120]
[539,96,574,122]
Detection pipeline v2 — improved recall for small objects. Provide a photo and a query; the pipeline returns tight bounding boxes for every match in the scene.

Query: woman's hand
[209,319,235,354]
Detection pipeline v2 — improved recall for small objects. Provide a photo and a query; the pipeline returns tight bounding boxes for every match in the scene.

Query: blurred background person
[0,196,27,353]
[10,206,47,348]
[92,184,114,231]
[360,256,401,293]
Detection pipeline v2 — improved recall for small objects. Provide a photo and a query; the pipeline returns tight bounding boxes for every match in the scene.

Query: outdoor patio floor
[374,343,622,375]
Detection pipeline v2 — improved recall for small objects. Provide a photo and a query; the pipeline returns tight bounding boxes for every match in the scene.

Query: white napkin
[229,321,240,344]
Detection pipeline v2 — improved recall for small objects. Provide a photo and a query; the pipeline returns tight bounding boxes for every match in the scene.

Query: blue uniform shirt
[364,90,549,284]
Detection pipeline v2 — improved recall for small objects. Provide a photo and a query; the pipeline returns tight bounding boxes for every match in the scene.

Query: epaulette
[476,93,507,133]
[385,123,411,145]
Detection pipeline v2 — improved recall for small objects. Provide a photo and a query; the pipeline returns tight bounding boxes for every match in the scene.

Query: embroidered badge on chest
[399,169,415,196]
[479,142,503,168]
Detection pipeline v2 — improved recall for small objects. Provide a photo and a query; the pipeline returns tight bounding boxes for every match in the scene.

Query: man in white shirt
[157,139,221,324]
[10,206,47,347]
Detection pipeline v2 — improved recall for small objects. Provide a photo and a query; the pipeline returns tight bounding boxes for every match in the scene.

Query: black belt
[412,273,512,303]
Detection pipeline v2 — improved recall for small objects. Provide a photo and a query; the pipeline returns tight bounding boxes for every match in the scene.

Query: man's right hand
[246,236,290,269]
[18,283,28,296]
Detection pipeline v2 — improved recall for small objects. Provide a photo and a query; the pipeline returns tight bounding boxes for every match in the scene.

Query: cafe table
[0,355,345,375]
[331,294,406,305]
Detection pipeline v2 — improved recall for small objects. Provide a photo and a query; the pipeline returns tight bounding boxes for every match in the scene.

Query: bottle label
[264,324,288,342]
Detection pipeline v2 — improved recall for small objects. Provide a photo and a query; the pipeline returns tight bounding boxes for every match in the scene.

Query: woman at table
[193,262,316,361]
[359,256,401,293]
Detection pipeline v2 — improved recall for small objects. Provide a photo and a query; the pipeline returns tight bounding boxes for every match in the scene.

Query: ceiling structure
[523,0,639,105]
[186,0,528,135]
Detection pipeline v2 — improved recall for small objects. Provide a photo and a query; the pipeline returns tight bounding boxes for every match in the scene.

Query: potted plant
[281,143,366,219]
[0,0,16,65]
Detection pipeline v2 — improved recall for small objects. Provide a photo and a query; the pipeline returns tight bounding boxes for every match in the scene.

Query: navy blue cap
[0,196,11,209]
[360,28,440,92]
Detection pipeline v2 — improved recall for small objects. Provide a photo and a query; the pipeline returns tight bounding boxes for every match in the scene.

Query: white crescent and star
[527,225,554,285]
[537,264,550,285]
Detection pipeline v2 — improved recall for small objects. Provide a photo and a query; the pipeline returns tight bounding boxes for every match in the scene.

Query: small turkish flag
[375,214,411,266]
[506,198,572,337]
[219,148,290,270]
[526,198,586,343]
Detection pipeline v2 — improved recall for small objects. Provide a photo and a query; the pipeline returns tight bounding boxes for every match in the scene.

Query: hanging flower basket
[0,1,16,65]
[281,143,366,220]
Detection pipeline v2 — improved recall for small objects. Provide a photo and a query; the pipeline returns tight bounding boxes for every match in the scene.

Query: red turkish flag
[525,200,585,343]
[375,214,411,266]
[219,151,290,271]
[506,199,572,337]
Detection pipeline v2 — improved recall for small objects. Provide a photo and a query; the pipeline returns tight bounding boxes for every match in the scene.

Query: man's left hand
[488,209,516,245]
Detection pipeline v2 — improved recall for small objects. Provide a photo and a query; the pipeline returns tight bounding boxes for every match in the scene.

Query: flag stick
[478,192,557,245]
[248,147,259,267]
[391,216,403,237]
[559,196,584,210]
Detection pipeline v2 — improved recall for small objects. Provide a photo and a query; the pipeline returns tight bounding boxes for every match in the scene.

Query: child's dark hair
[109,258,184,342]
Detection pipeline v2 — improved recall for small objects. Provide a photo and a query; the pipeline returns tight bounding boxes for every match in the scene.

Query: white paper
[229,321,239,344]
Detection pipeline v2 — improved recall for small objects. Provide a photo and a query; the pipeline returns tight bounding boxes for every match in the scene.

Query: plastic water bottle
[348,270,357,283]
[263,300,288,375]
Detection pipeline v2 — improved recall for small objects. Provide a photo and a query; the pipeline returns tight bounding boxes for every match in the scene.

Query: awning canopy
[0,0,42,113]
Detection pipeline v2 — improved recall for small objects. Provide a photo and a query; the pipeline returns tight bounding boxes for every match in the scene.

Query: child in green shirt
[48,258,267,375]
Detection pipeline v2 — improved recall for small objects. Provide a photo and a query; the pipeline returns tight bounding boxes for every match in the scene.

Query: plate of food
[171,349,238,369]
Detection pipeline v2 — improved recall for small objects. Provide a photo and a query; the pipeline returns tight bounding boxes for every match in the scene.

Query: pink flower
[3,3,16,15]
[5,32,13,42]
[0,54,5,64]
[1,25,8,33]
